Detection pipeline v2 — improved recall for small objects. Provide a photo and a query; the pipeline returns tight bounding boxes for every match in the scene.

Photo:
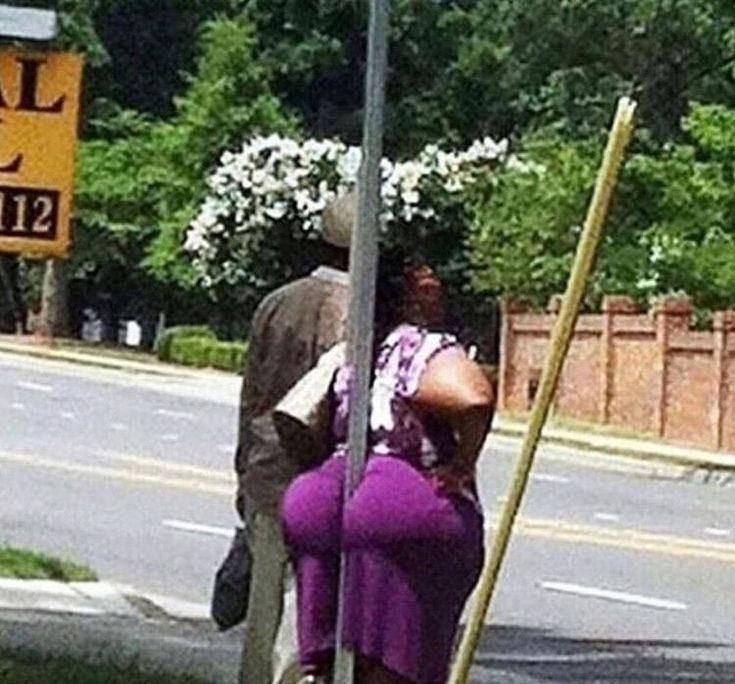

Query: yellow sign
[0,49,83,258]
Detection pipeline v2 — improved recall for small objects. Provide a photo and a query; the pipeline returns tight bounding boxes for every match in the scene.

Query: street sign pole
[332,1,391,682]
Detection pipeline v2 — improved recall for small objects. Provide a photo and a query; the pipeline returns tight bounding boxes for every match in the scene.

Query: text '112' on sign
[0,49,83,258]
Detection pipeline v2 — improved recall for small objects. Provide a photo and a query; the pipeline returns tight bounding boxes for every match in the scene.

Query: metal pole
[333,1,391,683]
[448,97,637,684]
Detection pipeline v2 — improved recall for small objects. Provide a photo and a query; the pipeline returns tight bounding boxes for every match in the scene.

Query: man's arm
[235,293,281,518]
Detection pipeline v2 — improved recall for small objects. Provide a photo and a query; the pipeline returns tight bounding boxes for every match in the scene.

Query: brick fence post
[653,296,694,438]
[599,296,637,424]
[498,298,526,413]
[713,311,735,449]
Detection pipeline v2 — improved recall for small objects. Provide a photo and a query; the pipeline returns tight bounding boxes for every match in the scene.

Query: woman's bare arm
[414,348,495,475]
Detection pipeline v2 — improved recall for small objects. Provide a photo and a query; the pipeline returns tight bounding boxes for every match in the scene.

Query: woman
[281,250,494,684]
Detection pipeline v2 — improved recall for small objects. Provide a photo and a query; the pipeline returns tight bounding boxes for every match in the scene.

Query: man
[236,193,354,684]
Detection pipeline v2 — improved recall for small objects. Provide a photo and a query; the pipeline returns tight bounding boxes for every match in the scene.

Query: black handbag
[211,526,252,631]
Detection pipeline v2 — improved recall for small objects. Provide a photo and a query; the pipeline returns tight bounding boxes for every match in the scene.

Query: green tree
[469,104,735,315]
[444,0,735,142]
[75,16,296,337]
[90,0,245,118]
[244,0,476,155]
[469,135,599,306]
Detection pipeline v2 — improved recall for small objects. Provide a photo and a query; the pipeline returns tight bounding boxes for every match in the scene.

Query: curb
[494,421,735,477]
[0,343,178,377]
[0,578,211,622]
[0,341,236,381]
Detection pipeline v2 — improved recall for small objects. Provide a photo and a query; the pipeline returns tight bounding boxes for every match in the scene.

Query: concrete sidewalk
[495,416,735,475]
[0,577,241,681]
[0,577,209,621]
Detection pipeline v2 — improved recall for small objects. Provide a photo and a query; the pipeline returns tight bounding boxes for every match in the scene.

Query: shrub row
[155,326,246,372]
[154,325,214,360]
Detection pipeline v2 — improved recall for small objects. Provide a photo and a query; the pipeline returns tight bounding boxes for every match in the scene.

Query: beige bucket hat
[322,189,356,249]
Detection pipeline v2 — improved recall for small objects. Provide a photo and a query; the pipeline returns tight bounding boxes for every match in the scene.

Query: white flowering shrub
[186,133,513,291]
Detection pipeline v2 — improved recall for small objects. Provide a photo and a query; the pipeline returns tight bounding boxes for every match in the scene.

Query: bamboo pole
[332,2,391,683]
[448,96,637,684]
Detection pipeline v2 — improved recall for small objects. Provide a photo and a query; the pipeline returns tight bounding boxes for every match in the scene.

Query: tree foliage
[470,104,735,314]
[6,0,735,336]
[74,15,295,333]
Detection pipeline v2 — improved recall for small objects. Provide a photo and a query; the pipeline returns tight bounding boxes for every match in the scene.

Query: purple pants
[281,455,484,684]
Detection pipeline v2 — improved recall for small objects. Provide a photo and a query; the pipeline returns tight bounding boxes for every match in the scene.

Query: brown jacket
[236,267,348,516]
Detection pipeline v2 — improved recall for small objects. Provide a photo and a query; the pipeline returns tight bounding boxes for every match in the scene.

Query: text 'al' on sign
[0,49,83,258]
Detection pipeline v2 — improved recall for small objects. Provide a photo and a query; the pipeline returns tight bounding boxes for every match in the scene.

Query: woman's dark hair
[373,246,426,342]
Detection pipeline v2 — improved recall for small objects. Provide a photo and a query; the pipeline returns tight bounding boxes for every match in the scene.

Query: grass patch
[0,547,97,582]
[0,649,209,684]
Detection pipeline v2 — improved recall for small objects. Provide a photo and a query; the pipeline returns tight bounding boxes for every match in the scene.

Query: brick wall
[499,295,735,452]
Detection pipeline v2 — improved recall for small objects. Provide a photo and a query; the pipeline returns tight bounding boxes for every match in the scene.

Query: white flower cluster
[186,133,514,287]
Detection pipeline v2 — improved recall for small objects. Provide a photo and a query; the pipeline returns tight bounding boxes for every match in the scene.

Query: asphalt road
[1,351,735,682]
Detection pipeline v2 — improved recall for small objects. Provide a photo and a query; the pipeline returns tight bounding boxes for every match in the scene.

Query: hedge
[156,326,246,373]
[209,341,247,372]
[154,325,215,362]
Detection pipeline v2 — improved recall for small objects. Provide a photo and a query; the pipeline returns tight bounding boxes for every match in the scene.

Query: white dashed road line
[539,581,687,611]
[532,473,571,484]
[594,512,621,523]
[704,527,731,537]
[61,411,76,420]
[161,434,180,442]
[162,519,233,539]
[155,409,195,421]
[11,403,25,410]
[16,381,53,393]
[218,444,233,454]
[111,423,127,431]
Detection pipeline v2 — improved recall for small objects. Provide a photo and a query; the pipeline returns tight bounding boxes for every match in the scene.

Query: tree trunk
[0,255,25,334]
[37,258,70,339]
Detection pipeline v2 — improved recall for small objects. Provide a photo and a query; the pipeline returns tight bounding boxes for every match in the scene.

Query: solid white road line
[704,527,731,537]
[155,409,195,421]
[594,512,621,523]
[162,519,233,539]
[16,381,53,393]
[539,580,687,611]
[532,473,571,484]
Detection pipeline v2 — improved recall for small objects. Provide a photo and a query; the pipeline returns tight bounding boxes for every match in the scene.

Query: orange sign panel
[0,49,83,258]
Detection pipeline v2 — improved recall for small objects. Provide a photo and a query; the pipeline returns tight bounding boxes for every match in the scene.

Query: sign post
[332,1,391,682]
[0,49,83,258]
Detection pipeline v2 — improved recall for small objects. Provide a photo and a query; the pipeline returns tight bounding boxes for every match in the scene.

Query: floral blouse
[331,324,461,471]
